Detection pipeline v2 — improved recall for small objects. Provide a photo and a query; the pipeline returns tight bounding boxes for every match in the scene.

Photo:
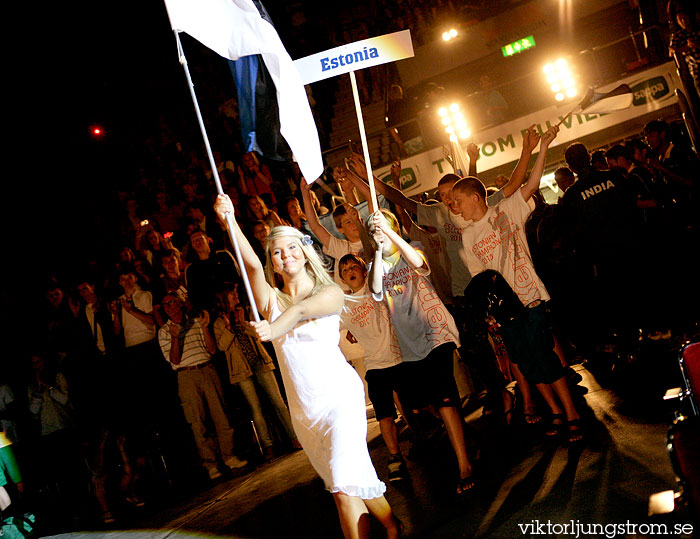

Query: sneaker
[207,466,223,480]
[387,454,406,482]
[224,456,249,469]
[102,511,116,524]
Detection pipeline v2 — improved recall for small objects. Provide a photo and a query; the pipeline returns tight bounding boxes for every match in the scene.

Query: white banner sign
[294,30,414,85]
[375,61,681,196]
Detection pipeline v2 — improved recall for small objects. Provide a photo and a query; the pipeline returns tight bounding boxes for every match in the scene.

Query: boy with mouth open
[338,253,408,482]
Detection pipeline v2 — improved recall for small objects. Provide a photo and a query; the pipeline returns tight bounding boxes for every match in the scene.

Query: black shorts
[400,343,460,411]
[499,303,565,385]
[365,364,405,421]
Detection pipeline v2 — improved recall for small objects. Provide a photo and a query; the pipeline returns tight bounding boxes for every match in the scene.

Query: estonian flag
[163,0,323,183]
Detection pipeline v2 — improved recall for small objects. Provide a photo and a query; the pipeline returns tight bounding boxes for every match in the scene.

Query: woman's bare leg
[363,495,401,538]
[333,492,370,539]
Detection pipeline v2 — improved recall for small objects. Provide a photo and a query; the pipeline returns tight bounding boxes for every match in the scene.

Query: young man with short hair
[452,126,583,444]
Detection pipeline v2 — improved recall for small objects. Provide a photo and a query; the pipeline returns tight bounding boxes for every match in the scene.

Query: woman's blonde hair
[264,226,335,309]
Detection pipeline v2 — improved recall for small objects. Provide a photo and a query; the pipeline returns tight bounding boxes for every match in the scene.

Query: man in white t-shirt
[452,126,583,444]
[117,269,155,348]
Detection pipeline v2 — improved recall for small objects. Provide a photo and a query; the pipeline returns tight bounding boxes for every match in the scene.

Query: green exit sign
[501,35,535,57]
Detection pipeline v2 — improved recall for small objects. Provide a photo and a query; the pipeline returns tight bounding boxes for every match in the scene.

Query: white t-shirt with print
[371,249,459,362]
[341,284,402,371]
[323,235,364,289]
[415,192,505,299]
[461,193,550,306]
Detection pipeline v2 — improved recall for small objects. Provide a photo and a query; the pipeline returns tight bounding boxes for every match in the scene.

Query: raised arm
[520,125,558,201]
[333,167,360,205]
[346,153,419,216]
[299,179,331,246]
[467,143,479,178]
[214,194,273,312]
[250,284,345,341]
[500,124,541,198]
[372,211,425,270]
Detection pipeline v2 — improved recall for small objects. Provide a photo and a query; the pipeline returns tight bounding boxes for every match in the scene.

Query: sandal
[524,410,542,425]
[567,419,584,443]
[546,414,565,437]
[456,472,475,494]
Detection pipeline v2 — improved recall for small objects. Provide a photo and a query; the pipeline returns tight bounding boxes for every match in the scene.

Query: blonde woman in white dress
[214,194,401,539]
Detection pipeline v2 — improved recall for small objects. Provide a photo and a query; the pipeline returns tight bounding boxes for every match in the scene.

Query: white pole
[174,31,260,323]
[348,72,379,213]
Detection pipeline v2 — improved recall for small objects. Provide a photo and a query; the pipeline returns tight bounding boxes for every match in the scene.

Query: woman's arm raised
[214,194,273,313]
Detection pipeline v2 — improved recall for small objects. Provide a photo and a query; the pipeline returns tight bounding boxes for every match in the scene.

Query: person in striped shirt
[158,292,247,480]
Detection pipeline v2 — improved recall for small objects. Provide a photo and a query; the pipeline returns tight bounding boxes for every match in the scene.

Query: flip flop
[567,419,584,443]
[546,414,565,436]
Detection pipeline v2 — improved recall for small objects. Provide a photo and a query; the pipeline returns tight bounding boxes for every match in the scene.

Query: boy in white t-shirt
[452,125,583,444]
[299,180,368,289]
[367,209,475,494]
[338,253,408,482]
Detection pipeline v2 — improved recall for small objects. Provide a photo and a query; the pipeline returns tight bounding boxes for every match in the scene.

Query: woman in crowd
[238,152,276,204]
[213,286,300,460]
[246,195,288,231]
[213,194,401,539]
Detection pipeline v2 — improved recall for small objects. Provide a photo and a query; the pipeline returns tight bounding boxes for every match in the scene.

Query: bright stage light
[438,103,470,140]
[544,57,578,103]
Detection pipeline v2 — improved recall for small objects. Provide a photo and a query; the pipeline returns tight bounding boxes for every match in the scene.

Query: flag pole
[174,31,261,323]
[555,104,580,127]
[348,71,379,213]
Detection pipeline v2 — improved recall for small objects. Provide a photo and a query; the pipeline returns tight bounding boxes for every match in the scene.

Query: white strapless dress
[269,297,386,498]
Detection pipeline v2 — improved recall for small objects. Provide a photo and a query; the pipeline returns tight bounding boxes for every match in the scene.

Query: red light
[89,124,104,138]
[93,128,101,135]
